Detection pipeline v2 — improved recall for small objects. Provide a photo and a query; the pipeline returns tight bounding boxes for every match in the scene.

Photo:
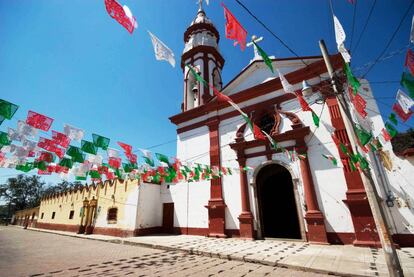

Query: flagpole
[319,39,404,277]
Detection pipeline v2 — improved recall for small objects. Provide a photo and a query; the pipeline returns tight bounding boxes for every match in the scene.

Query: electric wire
[361,0,414,78]
[349,0,358,50]
[352,0,377,54]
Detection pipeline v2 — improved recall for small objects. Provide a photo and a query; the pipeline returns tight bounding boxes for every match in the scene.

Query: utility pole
[318,40,404,277]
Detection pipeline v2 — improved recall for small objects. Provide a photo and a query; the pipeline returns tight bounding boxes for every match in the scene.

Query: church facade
[32,6,414,247]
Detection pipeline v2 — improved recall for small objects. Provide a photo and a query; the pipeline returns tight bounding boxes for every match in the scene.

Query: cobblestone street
[0,227,327,277]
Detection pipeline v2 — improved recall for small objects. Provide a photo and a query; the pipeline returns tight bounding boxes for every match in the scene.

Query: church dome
[183,6,220,54]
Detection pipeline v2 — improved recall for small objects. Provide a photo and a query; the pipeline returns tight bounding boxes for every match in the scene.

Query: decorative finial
[197,0,203,12]
[246,35,264,61]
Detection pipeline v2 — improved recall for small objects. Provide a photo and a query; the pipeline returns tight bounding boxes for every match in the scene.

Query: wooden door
[162,203,174,234]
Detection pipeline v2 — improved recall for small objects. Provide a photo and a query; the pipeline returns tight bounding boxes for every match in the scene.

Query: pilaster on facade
[326,97,380,247]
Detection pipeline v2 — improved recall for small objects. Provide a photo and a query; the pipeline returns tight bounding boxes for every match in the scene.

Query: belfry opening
[256,164,302,239]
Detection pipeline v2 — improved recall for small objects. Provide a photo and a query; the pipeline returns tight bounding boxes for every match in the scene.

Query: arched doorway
[256,163,302,239]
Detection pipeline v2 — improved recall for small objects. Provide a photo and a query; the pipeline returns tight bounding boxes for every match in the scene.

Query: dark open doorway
[256,164,302,239]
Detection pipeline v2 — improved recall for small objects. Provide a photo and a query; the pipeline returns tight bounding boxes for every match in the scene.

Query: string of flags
[2,0,413,184]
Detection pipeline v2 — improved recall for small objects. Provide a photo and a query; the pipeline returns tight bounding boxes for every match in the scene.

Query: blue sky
[0,0,413,185]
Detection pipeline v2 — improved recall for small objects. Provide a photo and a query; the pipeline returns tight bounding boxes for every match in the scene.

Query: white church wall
[219,117,244,230]
[358,80,414,235]
[172,126,211,228]
[135,183,162,229]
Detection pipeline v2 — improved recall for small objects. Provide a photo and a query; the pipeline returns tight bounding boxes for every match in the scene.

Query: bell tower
[181,1,225,111]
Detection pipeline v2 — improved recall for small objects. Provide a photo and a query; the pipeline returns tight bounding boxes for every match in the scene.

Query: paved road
[0,226,328,277]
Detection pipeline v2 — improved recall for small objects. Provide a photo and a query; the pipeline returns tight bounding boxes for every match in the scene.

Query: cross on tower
[246,35,264,61]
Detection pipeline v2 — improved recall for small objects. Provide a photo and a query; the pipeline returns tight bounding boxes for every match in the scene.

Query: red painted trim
[36,222,79,233]
[206,117,227,238]
[325,96,380,247]
[181,46,225,70]
[326,232,356,245]
[392,234,414,247]
[171,54,342,125]
[184,22,220,43]
[177,93,297,134]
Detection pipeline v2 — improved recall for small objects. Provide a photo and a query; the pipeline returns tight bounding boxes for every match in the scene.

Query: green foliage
[391,128,414,153]
[0,175,45,213]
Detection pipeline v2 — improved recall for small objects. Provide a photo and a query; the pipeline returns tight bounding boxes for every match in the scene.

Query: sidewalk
[23,226,414,277]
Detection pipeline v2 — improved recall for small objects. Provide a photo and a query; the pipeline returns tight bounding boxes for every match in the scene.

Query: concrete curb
[23,227,373,277]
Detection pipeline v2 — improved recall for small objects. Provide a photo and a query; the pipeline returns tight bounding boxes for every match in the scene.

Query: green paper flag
[66,146,82,157]
[252,41,274,73]
[92,134,110,150]
[401,71,414,98]
[388,113,398,126]
[0,131,11,146]
[76,176,87,181]
[262,130,278,150]
[186,64,208,86]
[16,162,34,172]
[59,157,73,169]
[0,99,19,120]
[72,153,85,163]
[369,143,377,152]
[81,140,97,155]
[322,154,337,166]
[339,143,349,156]
[311,111,320,127]
[34,160,48,171]
[354,125,372,146]
[89,170,101,179]
[349,158,357,171]
[155,153,170,166]
[385,122,398,138]
[114,168,124,179]
[344,63,360,94]
[123,163,133,173]
[356,152,369,170]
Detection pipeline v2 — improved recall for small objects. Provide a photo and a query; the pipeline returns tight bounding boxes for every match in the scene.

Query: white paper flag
[277,69,295,93]
[148,31,176,68]
[410,15,414,44]
[87,154,103,166]
[17,120,38,138]
[396,89,414,114]
[8,128,23,142]
[107,148,120,158]
[333,15,351,63]
[64,124,84,141]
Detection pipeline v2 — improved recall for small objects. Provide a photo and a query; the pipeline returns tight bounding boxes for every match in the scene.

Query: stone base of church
[238,212,254,239]
[344,190,381,247]
[205,199,227,238]
[304,211,329,244]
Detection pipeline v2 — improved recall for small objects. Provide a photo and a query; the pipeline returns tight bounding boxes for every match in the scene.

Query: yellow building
[35,178,163,237]
[13,206,40,228]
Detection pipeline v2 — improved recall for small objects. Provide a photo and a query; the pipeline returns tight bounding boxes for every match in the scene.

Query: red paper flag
[52,130,71,149]
[253,124,266,141]
[125,152,137,164]
[38,169,52,175]
[382,128,392,142]
[109,157,121,169]
[26,111,54,131]
[405,49,414,76]
[221,2,247,51]
[392,103,413,122]
[210,84,232,103]
[117,141,132,153]
[104,0,137,34]
[38,151,54,163]
[296,93,312,112]
[106,172,115,180]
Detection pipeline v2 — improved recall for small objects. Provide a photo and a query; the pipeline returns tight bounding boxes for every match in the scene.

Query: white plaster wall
[170,126,211,228]
[357,80,414,235]
[135,183,162,229]
[219,117,244,230]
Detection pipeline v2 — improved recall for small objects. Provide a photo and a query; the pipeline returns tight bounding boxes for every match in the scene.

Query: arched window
[258,113,275,135]
[186,67,200,110]
[107,207,118,224]
[212,68,222,91]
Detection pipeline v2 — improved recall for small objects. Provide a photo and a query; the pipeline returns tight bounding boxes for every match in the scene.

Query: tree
[0,175,45,217]
[41,180,81,196]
